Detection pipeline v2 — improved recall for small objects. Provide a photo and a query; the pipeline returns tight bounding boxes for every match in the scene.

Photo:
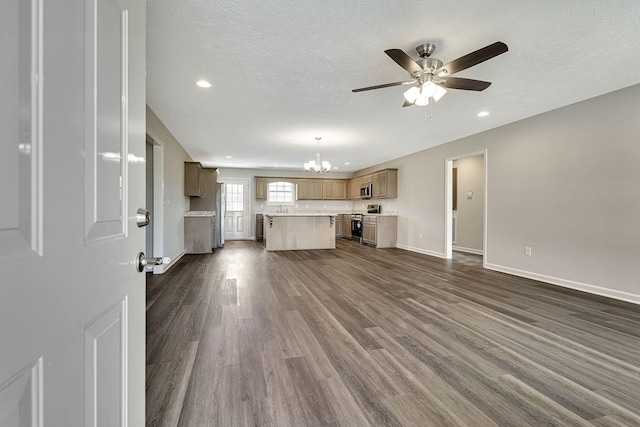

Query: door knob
[136,252,170,272]
[136,208,150,227]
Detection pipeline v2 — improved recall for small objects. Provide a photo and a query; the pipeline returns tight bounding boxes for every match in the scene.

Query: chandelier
[303,137,331,174]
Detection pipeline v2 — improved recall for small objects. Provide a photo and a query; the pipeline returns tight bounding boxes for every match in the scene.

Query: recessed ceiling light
[196,80,211,88]
[344,162,350,165]
[477,111,490,117]
[225,155,232,159]
[333,166,339,170]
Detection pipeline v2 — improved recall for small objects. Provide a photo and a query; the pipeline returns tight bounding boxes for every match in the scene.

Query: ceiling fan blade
[437,41,508,76]
[384,49,423,74]
[439,77,492,91]
[352,80,414,93]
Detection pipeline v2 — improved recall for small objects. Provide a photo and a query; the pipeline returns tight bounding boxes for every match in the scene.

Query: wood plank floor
[146,240,640,426]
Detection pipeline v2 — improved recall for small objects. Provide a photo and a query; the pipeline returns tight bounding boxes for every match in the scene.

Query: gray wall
[355,84,640,304]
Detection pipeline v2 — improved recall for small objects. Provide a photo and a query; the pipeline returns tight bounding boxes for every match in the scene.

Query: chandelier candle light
[304,137,331,174]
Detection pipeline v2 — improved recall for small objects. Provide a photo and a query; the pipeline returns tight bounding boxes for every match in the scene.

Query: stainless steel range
[351,214,363,241]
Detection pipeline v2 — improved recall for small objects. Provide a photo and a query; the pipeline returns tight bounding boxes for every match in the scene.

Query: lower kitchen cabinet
[184,215,216,253]
[341,215,351,238]
[362,215,397,248]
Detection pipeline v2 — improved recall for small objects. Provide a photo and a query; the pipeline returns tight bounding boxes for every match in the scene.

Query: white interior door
[0,0,146,425]
[224,180,250,240]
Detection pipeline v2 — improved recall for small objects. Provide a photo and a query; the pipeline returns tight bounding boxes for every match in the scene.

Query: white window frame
[266,181,296,206]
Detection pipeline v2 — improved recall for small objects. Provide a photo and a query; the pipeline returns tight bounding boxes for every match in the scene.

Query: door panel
[0,0,42,266]
[0,0,145,425]
[224,180,249,240]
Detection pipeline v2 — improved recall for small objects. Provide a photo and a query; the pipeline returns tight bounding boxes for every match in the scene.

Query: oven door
[351,218,362,237]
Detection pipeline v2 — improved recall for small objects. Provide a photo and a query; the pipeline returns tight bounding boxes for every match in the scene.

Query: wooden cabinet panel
[372,169,397,199]
[297,179,323,200]
[184,162,204,196]
[348,177,361,200]
[363,224,376,244]
[342,216,351,238]
[255,177,267,199]
[323,180,347,200]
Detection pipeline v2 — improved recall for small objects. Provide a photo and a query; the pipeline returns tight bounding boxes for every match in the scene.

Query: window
[226,183,244,212]
[267,181,295,205]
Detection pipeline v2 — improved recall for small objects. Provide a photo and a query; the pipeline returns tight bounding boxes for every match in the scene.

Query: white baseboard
[484,262,640,306]
[153,250,185,275]
[397,244,446,259]
[452,245,484,255]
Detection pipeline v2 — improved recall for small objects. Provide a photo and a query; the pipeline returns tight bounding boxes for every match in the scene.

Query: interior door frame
[445,149,488,267]
[146,133,165,273]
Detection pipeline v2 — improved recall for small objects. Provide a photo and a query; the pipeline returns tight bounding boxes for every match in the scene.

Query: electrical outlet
[525,247,532,256]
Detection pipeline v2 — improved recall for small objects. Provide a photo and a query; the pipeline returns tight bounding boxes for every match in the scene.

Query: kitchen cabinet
[184,162,204,196]
[297,179,323,199]
[362,216,376,245]
[184,212,215,253]
[341,215,351,238]
[256,213,264,241]
[335,215,342,237]
[323,180,347,200]
[348,177,361,200]
[372,169,398,199]
[362,215,397,248]
[255,177,268,199]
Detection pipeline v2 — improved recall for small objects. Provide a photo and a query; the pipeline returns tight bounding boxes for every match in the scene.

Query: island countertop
[263,212,338,217]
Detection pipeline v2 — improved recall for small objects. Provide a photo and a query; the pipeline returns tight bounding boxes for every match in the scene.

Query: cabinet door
[298,179,322,199]
[348,177,361,200]
[323,180,347,200]
[372,172,387,198]
[363,222,376,245]
[255,177,267,199]
[333,180,347,200]
[184,162,203,196]
[342,218,351,237]
[322,180,335,199]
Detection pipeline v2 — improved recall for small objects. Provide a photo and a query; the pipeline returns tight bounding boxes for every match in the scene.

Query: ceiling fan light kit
[352,41,508,108]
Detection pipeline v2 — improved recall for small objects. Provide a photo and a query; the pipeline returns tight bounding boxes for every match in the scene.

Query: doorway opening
[445,150,487,267]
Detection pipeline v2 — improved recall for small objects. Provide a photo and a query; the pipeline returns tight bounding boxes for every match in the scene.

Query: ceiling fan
[352,41,508,107]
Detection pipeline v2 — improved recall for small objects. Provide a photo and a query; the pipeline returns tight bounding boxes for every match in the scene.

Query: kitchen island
[263,213,337,251]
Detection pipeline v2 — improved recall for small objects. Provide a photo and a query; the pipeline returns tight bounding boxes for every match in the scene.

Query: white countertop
[264,212,338,217]
[184,211,215,217]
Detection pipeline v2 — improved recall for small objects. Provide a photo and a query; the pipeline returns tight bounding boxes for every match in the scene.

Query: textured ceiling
[146,0,640,173]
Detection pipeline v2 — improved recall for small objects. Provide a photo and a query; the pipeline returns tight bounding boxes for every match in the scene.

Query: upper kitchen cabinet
[255,177,268,199]
[322,180,347,200]
[184,161,204,196]
[348,177,361,200]
[297,179,323,200]
[372,169,397,199]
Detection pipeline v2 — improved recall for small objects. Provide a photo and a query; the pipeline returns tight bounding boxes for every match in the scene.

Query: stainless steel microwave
[360,182,372,199]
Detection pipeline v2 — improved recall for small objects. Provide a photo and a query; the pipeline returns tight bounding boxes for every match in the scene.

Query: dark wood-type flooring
[146,240,640,426]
